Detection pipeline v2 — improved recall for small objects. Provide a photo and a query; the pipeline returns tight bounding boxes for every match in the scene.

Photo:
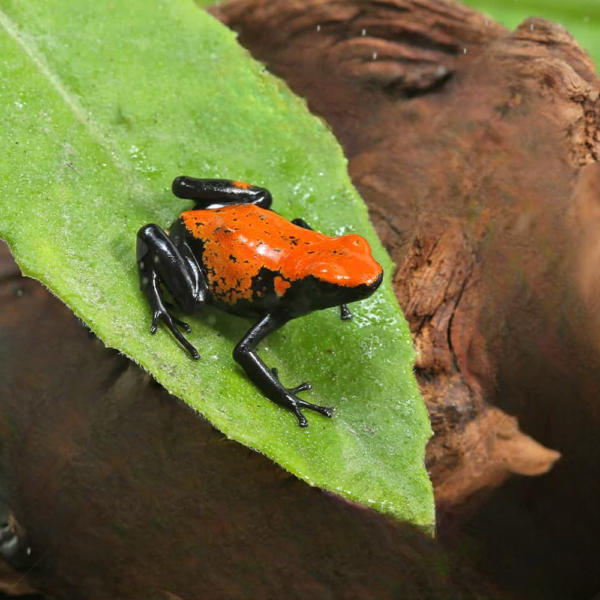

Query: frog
[136,176,384,427]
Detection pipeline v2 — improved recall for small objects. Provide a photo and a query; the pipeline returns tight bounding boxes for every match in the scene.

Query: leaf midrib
[0,7,137,185]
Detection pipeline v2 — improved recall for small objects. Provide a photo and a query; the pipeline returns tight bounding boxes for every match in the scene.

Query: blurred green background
[463,0,600,69]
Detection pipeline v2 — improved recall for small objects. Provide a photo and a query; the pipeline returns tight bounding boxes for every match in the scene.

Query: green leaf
[0,0,433,528]
[462,0,600,70]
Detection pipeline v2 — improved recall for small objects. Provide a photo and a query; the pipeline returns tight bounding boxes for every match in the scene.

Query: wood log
[2,0,600,597]
[210,0,600,510]
[210,1,600,597]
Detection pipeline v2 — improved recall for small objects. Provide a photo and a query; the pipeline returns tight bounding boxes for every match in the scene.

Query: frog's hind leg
[291,217,353,320]
[172,176,272,210]
[137,224,208,359]
[233,313,334,427]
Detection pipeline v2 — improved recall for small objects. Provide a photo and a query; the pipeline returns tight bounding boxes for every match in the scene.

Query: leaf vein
[0,8,119,169]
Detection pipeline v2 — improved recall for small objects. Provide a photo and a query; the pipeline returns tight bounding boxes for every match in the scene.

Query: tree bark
[210,0,600,511]
[210,1,600,597]
[2,0,600,597]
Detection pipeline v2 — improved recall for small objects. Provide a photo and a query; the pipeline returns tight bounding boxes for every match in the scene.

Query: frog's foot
[137,224,208,361]
[269,368,332,427]
[271,367,312,393]
[288,394,334,427]
[151,309,192,335]
[150,305,199,360]
[235,313,336,427]
[340,304,353,320]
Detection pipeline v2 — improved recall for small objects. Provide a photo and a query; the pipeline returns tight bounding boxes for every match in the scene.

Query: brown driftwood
[0,559,36,597]
[212,0,599,510]
[1,0,600,597]
[211,1,600,597]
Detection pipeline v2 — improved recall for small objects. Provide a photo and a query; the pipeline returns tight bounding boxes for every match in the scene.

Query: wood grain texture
[2,0,600,597]
[211,1,600,597]
[210,0,600,509]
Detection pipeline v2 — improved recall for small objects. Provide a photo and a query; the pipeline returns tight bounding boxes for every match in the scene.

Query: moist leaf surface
[0,0,433,527]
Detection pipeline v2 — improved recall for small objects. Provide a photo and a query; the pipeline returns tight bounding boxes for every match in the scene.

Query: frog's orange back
[179,204,382,310]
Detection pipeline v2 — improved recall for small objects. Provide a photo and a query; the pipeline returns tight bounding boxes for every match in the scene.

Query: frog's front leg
[291,218,353,321]
[137,224,208,359]
[233,313,334,427]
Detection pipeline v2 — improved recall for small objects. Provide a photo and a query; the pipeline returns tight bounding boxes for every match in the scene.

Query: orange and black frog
[137,176,383,426]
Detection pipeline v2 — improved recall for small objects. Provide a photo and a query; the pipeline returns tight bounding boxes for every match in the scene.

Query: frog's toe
[271,370,312,395]
[340,304,353,320]
[293,396,335,421]
[284,381,334,424]
[150,312,160,334]
[290,382,312,394]
[307,403,334,419]
[152,309,200,359]
[282,393,334,426]
[171,315,192,333]
[293,408,309,428]
[318,406,335,418]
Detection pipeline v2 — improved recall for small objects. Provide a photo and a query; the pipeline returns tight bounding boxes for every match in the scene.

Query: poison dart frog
[137,177,383,427]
